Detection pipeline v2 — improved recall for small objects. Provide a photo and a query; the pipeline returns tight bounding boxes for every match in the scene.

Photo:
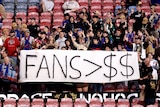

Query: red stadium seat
[5,12,14,19]
[2,18,13,26]
[53,6,63,12]
[1,25,12,30]
[28,6,39,13]
[74,98,87,107]
[17,98,30,107]
[54,0,64,5]
[141,6,151,12]
[155,6,160,13]
[15,12,27,23]
[103,84,116,92]
[3,98,16,107]
[146,104,158,107]
[116,84,128,92]
[141,0,150,6]
[103,0,114,6]
[103,98,116,107]
[28,12,39,23]
[102,6,114,13]
[115,0,121,6]
[60,98,73,107]
[89,98,102,107]
[46,98,59,107]
[132,104,144,107]
[132,98,141,105]
[78,0,89,9]
[90,0,101,5]
[117,99,130,107]
[40,12,52,20]
[31,98,44,107]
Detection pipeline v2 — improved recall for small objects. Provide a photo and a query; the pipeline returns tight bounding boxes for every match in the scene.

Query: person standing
[27,18,40,39]
[1,30,20,65]
[130,4,145,33]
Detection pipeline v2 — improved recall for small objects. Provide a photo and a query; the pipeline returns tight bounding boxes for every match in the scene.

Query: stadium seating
[4,2,15,13]
[15,12,27,23]
[17,98,30,107]
[60,98,73,107]
[117,99,130,107]
[74,98,87,107]
[78,0,89,9]
[103,98,116,107]
[28,0,40,6]
[31,98,44,107]
[132,104,144,107]
[3,98,16,107]
[89,98,102,107]
[103,84,116,92]
[46,98,59,107]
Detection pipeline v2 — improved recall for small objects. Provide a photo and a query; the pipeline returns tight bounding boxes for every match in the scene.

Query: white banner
[19,50,140,83]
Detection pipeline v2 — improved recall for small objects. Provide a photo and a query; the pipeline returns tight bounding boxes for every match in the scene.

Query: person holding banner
[139,58,155,106]
[0,51,17,92]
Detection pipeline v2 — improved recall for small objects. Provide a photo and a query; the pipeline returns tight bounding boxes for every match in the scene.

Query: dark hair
[17,18,22,21]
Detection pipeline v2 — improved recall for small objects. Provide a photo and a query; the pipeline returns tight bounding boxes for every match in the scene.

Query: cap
[10,30,15,33]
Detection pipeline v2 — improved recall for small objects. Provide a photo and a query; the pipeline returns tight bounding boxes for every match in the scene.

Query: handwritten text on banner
[19,50,140,83]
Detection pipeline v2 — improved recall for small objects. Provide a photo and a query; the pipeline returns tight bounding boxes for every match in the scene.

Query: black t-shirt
[139,62,153,85]
[27,24,40,39]
[140,62,153,78]
[92,21,102,35]
[130,11,145,32]
[145,79,156,98]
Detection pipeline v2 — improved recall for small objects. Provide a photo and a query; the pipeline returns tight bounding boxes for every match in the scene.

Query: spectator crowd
[0,0,160,106]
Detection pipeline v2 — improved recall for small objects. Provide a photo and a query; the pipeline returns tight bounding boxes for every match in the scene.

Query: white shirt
[56,37,66,49]
[62,0,80,13]
[42,0,54,11]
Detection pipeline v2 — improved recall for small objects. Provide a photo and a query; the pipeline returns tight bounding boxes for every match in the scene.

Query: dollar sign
[104,53,117,81]
[120,53,134,78]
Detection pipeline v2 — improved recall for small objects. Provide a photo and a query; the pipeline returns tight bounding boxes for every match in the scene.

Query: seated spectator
[40,0,54,14]
[62,0,80,14]
[0,51,17,92]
